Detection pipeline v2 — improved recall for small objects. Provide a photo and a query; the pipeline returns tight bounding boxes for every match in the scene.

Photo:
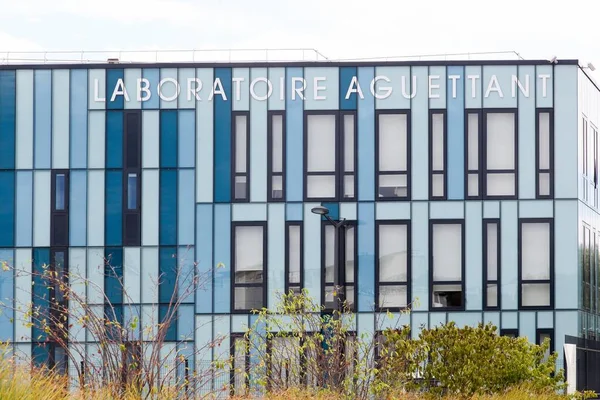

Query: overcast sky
[1,0,600,78]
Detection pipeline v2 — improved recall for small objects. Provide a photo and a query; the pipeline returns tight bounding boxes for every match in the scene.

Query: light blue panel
[518,65,536,199]
[500,201,518,310]
[213,205,231,314]
[178,305,194,341]
[14,249,31,342]
[554,311,578,370]
[87,171,105,247]
[232,204,267,221]
[537,311,553,329]
[411,66,429,200]
[286,67,303,202]
[380,312,411,330]
[428,66,446,109]
[376,202,411,220]
[304,67,339,110]
[15,172,33,247]
[88,111,105,169]
[88,69,105,110]
[142,170,159,246]
[178,110,195,168]
[429,201,464,219]
[231,315,249,333]
[303,203,321,303]
[536,65,553,108]
[286,203,303,221]
[232,68,250,111]
[34,70,51,169]
[52,70,70,169]
[124,306,141,340]
[358,203,375,312]
[142,111,159,168]
[374,66,410,109]
[141,248,158,304]
[482,66,517,108]
[180,244,196,301]
[16,70,33,170]
[358,67,375,201]
[70,69,88,169]
[69,171,87,246]
[464,66,482,109]
[555,200,578,309]
[33,171,50,247]
[519,200,553,218]
[177,169,195,246]
[502,311,518,329]
[519,312,536,342]
[195,316,213,359]
[448,312,482,328]
[554,65,578,199]
[213,316,230,361]
[159,68,178,109]
[142,68,159,109]
[411,313,429,338]
[268,68,285,110]
[447,66,464,199]
[339,202,357,221]
[484,312,500,328]
[466,202,483,311]
[429,312,447,327]
[177,68,196,109]
[124,68,141,109]
[411,203,428,311]
[196,68,214,203]
[0,249,13,342]
[268,204,285,309]
[250,68,268,202]
[196,204,213,314]
[483,201,500,219]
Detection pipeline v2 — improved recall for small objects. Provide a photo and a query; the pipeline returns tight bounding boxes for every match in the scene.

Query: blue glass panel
[285,67,303,202]
[160,304,177,341]
[32,344,50,367]
[70,69,88,168]
[0,172,15,246]
[177,169,194,245]
[159,247,177,304]
[321,202,339,221]
[196,204,213,314]
[105,111,123,169]
[15,172,33,247]
[0,71,16,169]
[104,247,123,304]
[0,249,13,341]
[177,304,194,340]
[160,110,178,168]
[357,202,375,312]
[106,69,124,110]
[178,110,195,168]
[105,171,122,246]
[32,248,50,341]
[340,67,357,110]
[69,170,87,246]
[447,66,464,200]
[55,174,65,210]
[127,173,137,210]
[214,68,232,203]
[357,67,375,201]
[159,169,177,246]
[34,70,51,169]
[142,68,159,109]
[213,204,231,313]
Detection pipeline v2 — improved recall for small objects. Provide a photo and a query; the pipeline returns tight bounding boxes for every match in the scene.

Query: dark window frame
[583,116,589,202]
[375,220,412,312]
[464,109,482,199]
[340,110,358,201]
[535,108,555,199]
[429,219,466,311]
[583,224,593,312]
[231,221,268,314]
[536,328,555,355]
[285,221,303,295]
[231,111,251,203]
[267,110,286,202]
[230,333,250,396]
[123,110,142,246]
[500,329,518,338]
[51,169,69,247]
[375,109,411,201]
[518,218,554,310]
[483,219,501,310]
[429,110,447,200]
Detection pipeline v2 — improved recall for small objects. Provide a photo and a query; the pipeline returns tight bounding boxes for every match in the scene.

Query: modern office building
[0,55,598,391]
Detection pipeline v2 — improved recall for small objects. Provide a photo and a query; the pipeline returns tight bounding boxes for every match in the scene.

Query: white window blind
[432,224,462,281]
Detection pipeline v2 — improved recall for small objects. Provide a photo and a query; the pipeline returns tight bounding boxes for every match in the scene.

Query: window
[484,111,517,198]
[232,223,267,312]
[376,221,410,311]
[500,329,518,338]
[285,222,303,295]
[536,329,554,362]
[583,225,592,312]
[430,221,464,310]
[127,173,138,210]
[268,111,285,201]
[483,219,500,310]
[376,111,410,199]
[51,170,69,246]
[322,222,356,311]
[519,219,553,309]
[536,110,554,198]
[582,117,589,202]
[304,112,356,201]
[230,335,249,396]
[233,112,250,202]
[430,111,446,200]
[465,111,481,198]
[123,110,141,246]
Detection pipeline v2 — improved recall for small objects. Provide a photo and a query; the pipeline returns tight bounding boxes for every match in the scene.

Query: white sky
[1,0,600,78]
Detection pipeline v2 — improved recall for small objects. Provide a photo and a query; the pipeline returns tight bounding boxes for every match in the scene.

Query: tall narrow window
[465,111,481,198]
[519,219,553,309]
[536,110,554,198]
[232,223,267,312]
[268,111,285,201]
[593,125,599,207]
[376,221,410,311]
[430,111,446,200]
[51,170,69,247]
[342,112,356,200]
[536,329,554,362]
[322,222,356,311]
[285,222,303,295]
[230,335,250,396]
[233,112,250,202]
[430,221,464,310]
[483,219,501,310]
[127,173,138,210]
[123,110,141,246]
[376,111,410,199]
[582,117,588,202]
[305,113,337,200]
[484,111,517,198]
[583,225,592,312]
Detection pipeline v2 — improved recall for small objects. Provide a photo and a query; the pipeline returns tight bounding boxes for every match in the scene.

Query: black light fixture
[310,205,329,216]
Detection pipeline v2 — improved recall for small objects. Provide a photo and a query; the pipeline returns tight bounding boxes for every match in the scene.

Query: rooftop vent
[107,57,119,64]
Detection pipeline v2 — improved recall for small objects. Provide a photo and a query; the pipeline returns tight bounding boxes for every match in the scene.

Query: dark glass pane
[126,112,140,168]
[52,214,68,246]
[55,174,65,210]
[127,173,137,210]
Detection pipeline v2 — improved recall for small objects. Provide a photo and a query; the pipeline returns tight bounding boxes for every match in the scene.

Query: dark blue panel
[159,304,177,341]
[32,248,50,342]
[32,344,50,367]
[104,304,123,341]
[339,67,357,110]
[0,71,16,169]
[214,68,232,203]
[160,110,178,168]
[0,172,15,247]
[159,170,177,245]
[159,247,177,304]
[106,111,123,169]
[105,171,123,246]
[321,202,339,221]
[104,247,123,304]
[106,69,124,110]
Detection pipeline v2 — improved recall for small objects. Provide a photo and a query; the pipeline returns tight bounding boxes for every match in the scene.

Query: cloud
[0,32,42,53]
